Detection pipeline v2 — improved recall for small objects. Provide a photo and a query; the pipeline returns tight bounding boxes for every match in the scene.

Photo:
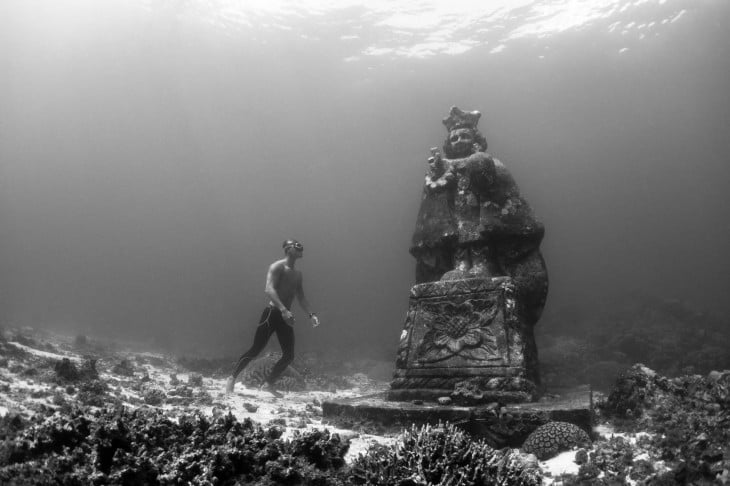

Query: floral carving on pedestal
[415,298,501,363]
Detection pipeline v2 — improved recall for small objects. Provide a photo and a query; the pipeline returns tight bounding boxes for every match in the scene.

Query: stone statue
[411,106,547,327]
[389,107,548,404]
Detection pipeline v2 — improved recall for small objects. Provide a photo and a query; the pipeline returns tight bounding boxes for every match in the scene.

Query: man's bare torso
[269,259,301,310]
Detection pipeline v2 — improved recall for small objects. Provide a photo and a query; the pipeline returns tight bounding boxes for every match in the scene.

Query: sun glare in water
[137,0,691,58]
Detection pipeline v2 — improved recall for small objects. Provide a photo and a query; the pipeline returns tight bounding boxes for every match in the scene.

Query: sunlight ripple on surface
[139,0,693,58]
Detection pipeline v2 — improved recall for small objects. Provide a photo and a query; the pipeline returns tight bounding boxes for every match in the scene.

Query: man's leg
[226,308,275,393]
[263,319,295,395]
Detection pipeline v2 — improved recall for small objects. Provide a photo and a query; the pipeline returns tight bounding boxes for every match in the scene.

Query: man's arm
[296,274,319,327]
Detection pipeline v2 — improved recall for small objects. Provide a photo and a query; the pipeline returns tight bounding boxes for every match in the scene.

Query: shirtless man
[226,239,319,396]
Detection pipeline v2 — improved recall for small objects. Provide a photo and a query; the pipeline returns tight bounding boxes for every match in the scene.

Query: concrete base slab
[322,385,592,448]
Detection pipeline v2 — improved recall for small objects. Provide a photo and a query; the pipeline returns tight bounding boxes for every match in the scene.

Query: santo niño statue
[410,106,548,328]
[389,107,548,404]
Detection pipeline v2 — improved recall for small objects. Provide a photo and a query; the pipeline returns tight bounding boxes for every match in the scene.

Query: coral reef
[586,364,730,483]
[142,387,166,406]
[188,373,203,387]
[78,379,113,407]
[349,422,542,485]
[54,357,81,382]
[111,359,135,376]
[538,294,730,390]
[521,421,591,460]
[54,357,99,383]
[0,406,351,485]
[4,326,729,484]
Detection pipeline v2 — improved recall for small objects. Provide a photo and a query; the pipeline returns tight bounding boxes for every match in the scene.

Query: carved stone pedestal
[387,276,539,404]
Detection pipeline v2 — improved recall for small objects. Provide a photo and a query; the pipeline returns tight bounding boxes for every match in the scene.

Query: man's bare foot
[225,377,235,394]
[261,382,283,398]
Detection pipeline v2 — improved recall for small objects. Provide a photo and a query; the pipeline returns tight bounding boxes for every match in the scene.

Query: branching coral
[349,422,541,485]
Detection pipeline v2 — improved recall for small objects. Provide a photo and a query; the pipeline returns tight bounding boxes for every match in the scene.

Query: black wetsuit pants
[231,306,294,385]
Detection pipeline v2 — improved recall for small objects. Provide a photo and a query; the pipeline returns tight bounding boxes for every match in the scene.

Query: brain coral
[521,421,591,460]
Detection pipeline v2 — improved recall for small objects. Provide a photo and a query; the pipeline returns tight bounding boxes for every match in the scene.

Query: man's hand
[310,314,320,328]
[282,309,295,325]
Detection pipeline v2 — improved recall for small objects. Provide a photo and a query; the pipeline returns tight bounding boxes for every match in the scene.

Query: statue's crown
[442,106,481,131]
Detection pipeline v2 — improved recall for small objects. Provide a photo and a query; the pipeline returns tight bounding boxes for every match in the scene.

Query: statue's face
[448,128,475,157]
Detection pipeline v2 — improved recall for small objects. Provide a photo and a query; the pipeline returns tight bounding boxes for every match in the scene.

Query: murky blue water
[1,0,728,355]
